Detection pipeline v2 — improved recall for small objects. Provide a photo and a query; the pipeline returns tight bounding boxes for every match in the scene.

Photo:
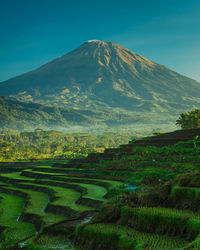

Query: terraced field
[75,177,200,249]
[0,163,124,248]
[74,130,200,250]
[1,128,200,249]
[76,223,187,250]
[0,192,35,243]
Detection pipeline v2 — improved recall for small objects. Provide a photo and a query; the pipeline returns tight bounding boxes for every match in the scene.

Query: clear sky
[0,0,200,82]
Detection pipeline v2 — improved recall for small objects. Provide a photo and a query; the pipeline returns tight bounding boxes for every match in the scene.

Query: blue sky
[0,0,200,82]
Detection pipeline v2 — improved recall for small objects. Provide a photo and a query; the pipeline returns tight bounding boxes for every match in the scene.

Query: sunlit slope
[1,40,200,113]
[0,96,91,129]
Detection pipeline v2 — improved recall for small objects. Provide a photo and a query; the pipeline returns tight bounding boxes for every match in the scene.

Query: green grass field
[1,171,35,180]
[2,185,50,216]
[36,178,107,201]
[76,223,188,249]
[137,206,200,220]
[70,183,106,201]
[42,213,67,225]
[30,233,74,249]
[19,182,93,212]
[22,168,124,187]
[1,136,200,249]
[0,193,36,242]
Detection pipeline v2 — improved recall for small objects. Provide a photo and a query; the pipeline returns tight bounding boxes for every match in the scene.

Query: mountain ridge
[0,95,93,130]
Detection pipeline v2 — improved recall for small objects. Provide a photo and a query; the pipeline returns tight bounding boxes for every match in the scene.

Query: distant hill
[1,40,200,128]
[0,96,92,130]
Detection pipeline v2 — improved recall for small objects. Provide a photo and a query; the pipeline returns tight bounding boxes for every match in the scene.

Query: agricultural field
[74,129,200,250]
[75,223,187,249]
[0,128,200,249]
[0,162,124,248]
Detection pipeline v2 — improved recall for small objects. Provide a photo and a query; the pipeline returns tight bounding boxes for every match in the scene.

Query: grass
[31,233,74,249]
[23,168,123,186]
[37,179,107,201]
[170,185,200,202]
[76,223,187,250]
[120,206,200,241]
[23,169,66,176]
[70,183,106,201]
[34,165,54,168]
[0,193,24,221]
[137,206,200,220]
[0,193,36,241]
[1,171,35,181]
[169,185,200,211]
[42,213,67,225]
[62,176,123,186]
[20,182,93,212]
[0,183,68,226]
[2,185,49,216]
[8,169,122,202]
[33,166,124,185]
[0,170,109,207]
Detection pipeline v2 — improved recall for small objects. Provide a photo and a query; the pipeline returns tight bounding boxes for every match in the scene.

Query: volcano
[1,40,200,123]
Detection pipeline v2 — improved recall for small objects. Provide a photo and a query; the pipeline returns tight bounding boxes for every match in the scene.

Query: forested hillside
[0,96,92,130]
[0,129,134,161]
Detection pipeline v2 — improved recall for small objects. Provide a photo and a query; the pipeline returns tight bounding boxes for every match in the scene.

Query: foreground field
[0,162,123,248]
[0,128,200,249]
[74,129,200,250]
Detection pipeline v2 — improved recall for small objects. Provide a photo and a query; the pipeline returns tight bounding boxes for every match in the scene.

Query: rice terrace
[1,1,200,249]
[0,128,200,249]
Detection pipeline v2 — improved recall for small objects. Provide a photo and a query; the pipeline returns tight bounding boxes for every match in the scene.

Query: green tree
[176,109,200,129]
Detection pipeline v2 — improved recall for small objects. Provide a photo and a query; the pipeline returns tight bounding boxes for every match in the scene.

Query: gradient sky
[0,0,200,82]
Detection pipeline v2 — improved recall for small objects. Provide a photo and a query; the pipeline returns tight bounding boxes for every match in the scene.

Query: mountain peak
[84,40,120,47]
[86,40,103,43]
[1,40,200,117]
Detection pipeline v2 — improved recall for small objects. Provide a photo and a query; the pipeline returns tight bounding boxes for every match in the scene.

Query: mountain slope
[0,96,92,130]
[1,40,200,118]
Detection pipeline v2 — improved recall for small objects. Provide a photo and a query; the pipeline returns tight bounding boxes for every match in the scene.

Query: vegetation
[75,223,187,250]
[0,193,35,247]
[0,96,92,130]
[1,40,200,131]
[0,128,200,248]
[0,163,123,248]
[176,109,200,129]
[2,186,49,216]
[0,129,133,161]
[73,130,200,250]
[30,233,74,249]
[1,39,200,249]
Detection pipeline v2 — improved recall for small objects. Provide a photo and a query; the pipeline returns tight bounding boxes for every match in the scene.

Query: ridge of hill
[0,96,92,130]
